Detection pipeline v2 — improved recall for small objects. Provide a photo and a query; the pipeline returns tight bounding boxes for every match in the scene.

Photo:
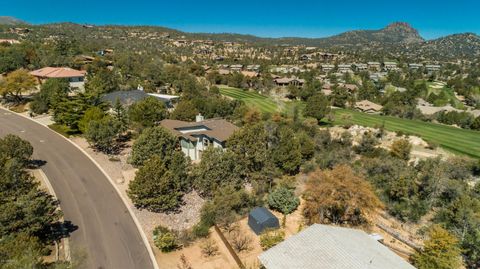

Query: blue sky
[3,0,479,40]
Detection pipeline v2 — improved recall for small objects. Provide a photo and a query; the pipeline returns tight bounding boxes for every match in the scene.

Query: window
[203,138,209,147]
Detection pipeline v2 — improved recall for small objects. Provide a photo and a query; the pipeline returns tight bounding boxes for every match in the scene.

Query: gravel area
[70,137,204,238]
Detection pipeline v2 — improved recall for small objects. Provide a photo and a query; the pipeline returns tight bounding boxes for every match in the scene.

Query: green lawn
[219,86,279,113]
[219,86,480,159]
[333,109,480,158]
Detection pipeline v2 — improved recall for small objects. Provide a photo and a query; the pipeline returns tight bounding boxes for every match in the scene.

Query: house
[408,63,423,70]
[29,67,86,90]
[160,115,239,161]
[425,64,441,73]
[241,71,260,78]
[246,65,260,72]
[248,207,279,235]
[258,224,416,269]
[383,62,399,71]
[101,89,178,108]
[353,63,368,71]
[230,64,243,72]
[321,64,335,72]
[355,100,383,114]
[0,39,20,45]
[337,64,352,73]
[273,77,305,87]
[368,61,381,71]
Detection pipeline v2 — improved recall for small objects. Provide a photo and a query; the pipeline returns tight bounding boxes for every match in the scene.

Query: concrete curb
[4,108,159,269]
[36,169,71,262]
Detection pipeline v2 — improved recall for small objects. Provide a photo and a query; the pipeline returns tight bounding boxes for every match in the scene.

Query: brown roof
[355,100,383,112]
[29,67,86,78]
[160,118,239,143]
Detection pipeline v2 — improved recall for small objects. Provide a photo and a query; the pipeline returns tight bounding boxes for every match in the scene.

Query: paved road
[0,108,154,269]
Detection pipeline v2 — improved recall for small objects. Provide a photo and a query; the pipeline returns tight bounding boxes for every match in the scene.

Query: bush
[200,238,219,257]
[192,221,211,238]
[267,187,300,215]
[153,226,178,252]
[260,229,285,250]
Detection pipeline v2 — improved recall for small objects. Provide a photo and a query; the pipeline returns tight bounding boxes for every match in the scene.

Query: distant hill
[0,16,28,25]
[413,33,480,60]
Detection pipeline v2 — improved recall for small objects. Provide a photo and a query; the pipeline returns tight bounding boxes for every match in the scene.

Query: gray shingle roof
[259,224,416,269]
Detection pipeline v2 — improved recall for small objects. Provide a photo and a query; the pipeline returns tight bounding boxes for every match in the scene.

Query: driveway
[0,108,155,269]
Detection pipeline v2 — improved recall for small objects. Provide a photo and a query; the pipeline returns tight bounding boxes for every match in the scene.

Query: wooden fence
[214,225,245,269]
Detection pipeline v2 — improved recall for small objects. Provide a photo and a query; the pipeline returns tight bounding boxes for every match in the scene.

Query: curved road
[0,108,154,269]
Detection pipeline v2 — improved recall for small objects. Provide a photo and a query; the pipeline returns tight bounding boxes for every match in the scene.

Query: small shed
[248,207,279,235]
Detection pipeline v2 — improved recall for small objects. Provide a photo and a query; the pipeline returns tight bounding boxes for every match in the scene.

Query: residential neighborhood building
[337,64,353,73]
[273,77,305,87]
[321,64,335,72]
[160,115,239,161]
[408,63,423,70]
[353,63,368,71]
[230,64,243,72]
[101,89,179,108]
[29,67,87,90]
[367,61,381,71]
[383,61,399,71]
[258,224,416,269]
[425,64,441,73]
[355,100,383,113]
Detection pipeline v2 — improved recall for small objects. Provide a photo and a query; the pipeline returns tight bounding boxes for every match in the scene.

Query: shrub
[267,187,300,215]
[153,226,178,252]
[260,229,285,250]
[200,238,219,257]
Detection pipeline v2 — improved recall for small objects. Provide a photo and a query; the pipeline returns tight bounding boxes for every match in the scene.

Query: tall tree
[130,127,176,166]
[128,96,167,129]
[127,155,186,212]
[192,147,247,198]
[303,93,330,123]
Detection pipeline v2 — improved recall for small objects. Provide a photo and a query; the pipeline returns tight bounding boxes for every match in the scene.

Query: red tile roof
[29,67,86,78]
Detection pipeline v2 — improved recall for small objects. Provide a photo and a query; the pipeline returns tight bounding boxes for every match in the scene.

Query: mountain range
[1,17,479,60]
[0,16,28,25]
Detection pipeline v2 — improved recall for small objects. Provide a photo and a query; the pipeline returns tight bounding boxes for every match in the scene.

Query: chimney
[195,113,204,122]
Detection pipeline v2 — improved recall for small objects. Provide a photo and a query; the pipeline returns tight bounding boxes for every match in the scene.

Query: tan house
[160,115,239,161]
[355,100,383,114]
[29,67,87,90]
[273,77,305,87]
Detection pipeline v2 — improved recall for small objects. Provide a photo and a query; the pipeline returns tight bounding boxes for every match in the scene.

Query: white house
[160,115,239,161]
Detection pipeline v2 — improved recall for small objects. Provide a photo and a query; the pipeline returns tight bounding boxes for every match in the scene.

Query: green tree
[0,69,36,102]
[78,106,105,134]
[84,68,120,95]
[0,134,33,166]
[192,147,247,198]
[268,187,300,215]
[128,96,167,129]
[30,78,70,114]
[129,126,177,166]
[228,123,269,174]
[271,126,302,175]
[85,116,122,153]
[303,93,330,123]
[170,100,198,121]
[413,225,463,269]
[127,155,185,212]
